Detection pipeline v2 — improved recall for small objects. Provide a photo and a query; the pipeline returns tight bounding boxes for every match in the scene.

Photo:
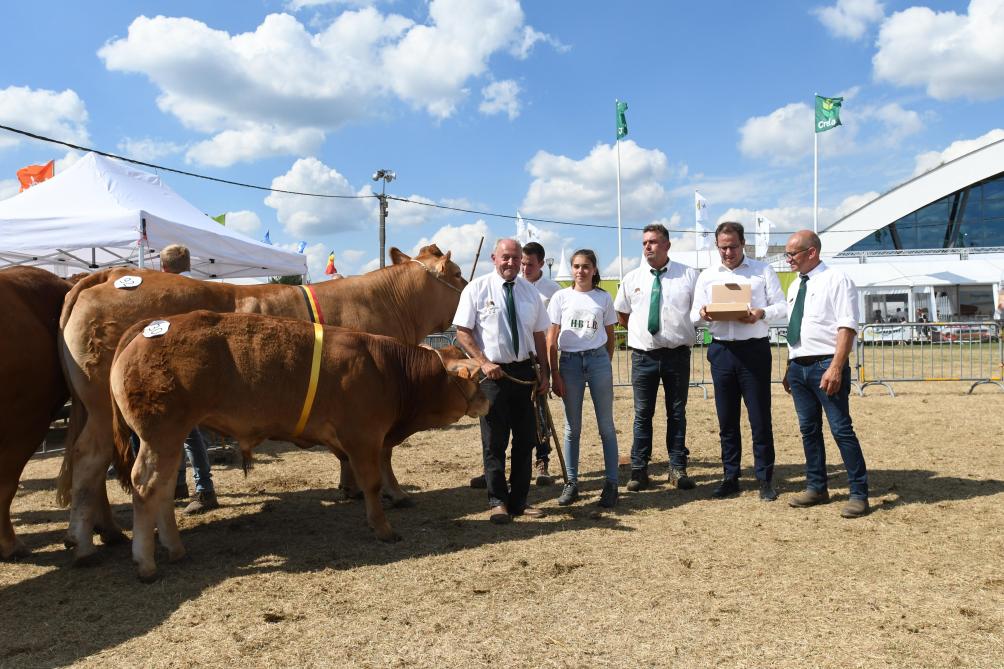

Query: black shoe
[669,467,695,490]
[598,481,618,508]
[711,478,740,498]
[534,459,554,487]
[469,474,487,489]
[759,481,778,502]
[557,483,579,506]
[626,469,650,492]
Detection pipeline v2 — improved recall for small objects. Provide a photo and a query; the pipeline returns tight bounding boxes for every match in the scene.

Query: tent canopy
[0,153,306,278]
[832,256,1004,290]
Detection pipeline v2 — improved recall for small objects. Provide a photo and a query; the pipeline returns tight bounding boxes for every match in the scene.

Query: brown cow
[109,311,487,581]
[58,244,465,562]
[0,267,73,559]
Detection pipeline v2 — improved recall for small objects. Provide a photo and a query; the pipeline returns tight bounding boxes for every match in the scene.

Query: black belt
[790,354,833,365]
[711,337,769,345]
[500,359,532,368]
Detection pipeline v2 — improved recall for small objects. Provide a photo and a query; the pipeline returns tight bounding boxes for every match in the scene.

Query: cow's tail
[110,390,135,492]
[58,269,114,329]
[55,330,86,508]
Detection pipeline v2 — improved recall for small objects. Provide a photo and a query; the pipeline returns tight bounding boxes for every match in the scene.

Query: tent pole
[138,217,146,269]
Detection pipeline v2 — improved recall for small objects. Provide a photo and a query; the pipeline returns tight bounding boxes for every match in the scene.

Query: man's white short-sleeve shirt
[614,260,698,350]
[453,271,550,363]
[786,262,859,358]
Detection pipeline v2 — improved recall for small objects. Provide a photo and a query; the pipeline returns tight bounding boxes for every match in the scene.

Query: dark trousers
[630,346,691,472]
[479,360,538,513]
[787,358,869,499]
[708,338,775,482]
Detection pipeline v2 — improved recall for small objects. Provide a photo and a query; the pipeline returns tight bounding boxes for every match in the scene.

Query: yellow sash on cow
[293,323,324,437]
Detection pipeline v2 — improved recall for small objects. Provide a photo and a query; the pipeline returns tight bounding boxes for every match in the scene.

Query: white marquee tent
[0,153,306,279]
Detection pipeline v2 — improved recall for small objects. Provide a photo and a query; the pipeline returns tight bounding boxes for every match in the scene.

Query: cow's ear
[446,360,479,379]
[443,250,452,264]
[389,248,410,265]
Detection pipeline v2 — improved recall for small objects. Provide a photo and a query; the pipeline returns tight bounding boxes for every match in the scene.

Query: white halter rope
[410,259,463,294]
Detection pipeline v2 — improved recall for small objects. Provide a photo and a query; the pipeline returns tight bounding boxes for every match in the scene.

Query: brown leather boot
[183,490,220,515]
[788,488,830,508]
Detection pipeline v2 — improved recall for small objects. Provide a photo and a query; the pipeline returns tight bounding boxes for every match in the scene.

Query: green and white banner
[815,95,843,133]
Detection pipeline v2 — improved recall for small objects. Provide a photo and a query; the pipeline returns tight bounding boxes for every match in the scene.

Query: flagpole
[615,100,624,282]
[694,190,699,270]
[813,92,818,234]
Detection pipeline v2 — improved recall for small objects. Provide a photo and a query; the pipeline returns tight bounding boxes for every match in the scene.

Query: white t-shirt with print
[547,287,618,352]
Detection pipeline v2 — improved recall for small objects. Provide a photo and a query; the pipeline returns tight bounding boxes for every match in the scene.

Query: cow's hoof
[340,487,364,500]
[98,529,128,546]
[385,495,415,509]
[137,567,160,584]
[72,550,101,568]
[63,534,78,550]
[167,547,187,563]
[376,530,402,543]
[0,541,29,561]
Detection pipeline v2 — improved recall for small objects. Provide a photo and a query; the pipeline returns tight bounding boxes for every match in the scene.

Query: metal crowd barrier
[856,321,1004,396]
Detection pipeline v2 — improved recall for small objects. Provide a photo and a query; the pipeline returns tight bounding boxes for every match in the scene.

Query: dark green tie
[787,275,809,344]
[503,280,519,357]
[648,268,666,335]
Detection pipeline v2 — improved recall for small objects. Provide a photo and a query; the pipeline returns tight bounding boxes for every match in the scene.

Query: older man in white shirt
[614,223,699,493]
[693,222,787,501]
[454,239,551,524]
[782,230,869,518]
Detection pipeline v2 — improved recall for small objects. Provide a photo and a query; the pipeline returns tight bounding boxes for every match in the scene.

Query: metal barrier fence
[856,321,1004,396]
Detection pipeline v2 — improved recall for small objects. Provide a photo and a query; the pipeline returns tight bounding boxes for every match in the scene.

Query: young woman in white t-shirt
[546,249,620,508]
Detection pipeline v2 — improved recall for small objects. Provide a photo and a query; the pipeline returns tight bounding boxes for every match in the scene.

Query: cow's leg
[349,445,401,542]
[156,492,185,564]
[0,440,36,560]
[379,446,413,508]
[336,452,363,499]
[66,420,117,563]
[131,440,182,582]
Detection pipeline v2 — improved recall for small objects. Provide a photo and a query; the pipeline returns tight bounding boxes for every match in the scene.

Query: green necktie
[648,268,666,335]
[787,275,809,344]
[503,280,519,357]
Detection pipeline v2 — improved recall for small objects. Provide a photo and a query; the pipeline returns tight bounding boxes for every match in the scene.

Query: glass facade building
[847,170,1004,252]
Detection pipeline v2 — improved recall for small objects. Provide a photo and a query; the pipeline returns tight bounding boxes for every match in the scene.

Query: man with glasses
[614,223,699,493]
[782,230,869,518]
[693,222,787,501]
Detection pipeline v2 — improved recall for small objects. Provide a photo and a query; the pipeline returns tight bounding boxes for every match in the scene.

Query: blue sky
[1,0,1003,279]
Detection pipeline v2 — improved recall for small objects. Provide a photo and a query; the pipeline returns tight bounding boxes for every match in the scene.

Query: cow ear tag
[142,320,170,338]
[114,275,143,289]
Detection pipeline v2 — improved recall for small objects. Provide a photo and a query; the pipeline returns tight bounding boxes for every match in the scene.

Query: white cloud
[859,102,923,145]
[509,25,570,59]
[341,248,365,264]
[874,0,1004,101]
[0,86,89,150]
[286,0,376,10]
[738,103,814,165]
[264,157,374,237]
[359,257,381,274]
[411,219,491,270]
[186,125,325,167]
[814,0,884,40]
[714,192,880,238]
[117,137,185,162]
[522,140,670,220]
[602,255,640,278]
[221,210,262,236]
[479,80,521,120]
[387,194,458,228]
[912,128,1004,176]
[99,2,559,165]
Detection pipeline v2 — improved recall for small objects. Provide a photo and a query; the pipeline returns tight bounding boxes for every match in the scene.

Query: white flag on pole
[755,212,775,259]
[515,210,542,244]
[695,191,711,251]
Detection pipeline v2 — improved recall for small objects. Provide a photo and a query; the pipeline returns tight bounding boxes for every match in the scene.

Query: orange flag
[324,251,337,275]
[17,160,55,191]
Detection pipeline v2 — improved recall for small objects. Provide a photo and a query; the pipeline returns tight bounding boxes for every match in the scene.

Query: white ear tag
[114,275,143,289]
[143,320,170,338]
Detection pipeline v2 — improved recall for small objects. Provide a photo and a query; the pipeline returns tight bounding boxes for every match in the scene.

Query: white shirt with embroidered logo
[453,272,550,364]
[786,262,859,358]
[690,256,787,341]
[547,287,618,353]
[613,260,699,351]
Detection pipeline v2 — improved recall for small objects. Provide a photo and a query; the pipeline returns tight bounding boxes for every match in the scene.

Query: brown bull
[59,245,464,562]
[109,310,487,581]
[0,267,74,559]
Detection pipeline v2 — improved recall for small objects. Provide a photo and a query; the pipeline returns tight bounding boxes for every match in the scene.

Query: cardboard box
[706,283,752,320]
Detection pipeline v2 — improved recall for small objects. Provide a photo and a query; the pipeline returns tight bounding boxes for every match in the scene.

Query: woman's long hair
[571,249,602,290]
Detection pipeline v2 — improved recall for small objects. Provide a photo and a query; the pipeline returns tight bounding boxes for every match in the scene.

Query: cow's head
[436,346,489,418]
[391,245,468,292]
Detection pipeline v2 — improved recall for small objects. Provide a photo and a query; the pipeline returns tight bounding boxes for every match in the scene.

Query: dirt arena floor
[3,382,1002,668]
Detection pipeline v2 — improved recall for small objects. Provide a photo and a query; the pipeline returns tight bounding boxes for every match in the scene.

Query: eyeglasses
[784,248,810,260]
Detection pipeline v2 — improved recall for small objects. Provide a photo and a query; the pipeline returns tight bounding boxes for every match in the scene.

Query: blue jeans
[176,427,214,493]
[708,339,775,482]
[787,358,868,499]
[630,346,691,472]
[558,347,619,484]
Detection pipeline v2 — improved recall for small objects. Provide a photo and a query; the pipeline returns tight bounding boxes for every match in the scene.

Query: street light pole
[372,169,396,268]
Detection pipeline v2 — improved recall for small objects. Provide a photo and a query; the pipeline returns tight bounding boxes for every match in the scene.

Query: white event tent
[0,153,306,279]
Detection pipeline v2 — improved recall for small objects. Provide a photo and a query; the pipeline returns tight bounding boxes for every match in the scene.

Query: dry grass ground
[2,383,1002,668]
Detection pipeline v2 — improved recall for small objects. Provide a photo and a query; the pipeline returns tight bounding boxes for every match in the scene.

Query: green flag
[212,213,226,225]
[616,100,628,139]
[815,95,843,134]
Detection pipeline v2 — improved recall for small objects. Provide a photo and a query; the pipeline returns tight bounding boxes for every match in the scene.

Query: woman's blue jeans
[558,347,619,484]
